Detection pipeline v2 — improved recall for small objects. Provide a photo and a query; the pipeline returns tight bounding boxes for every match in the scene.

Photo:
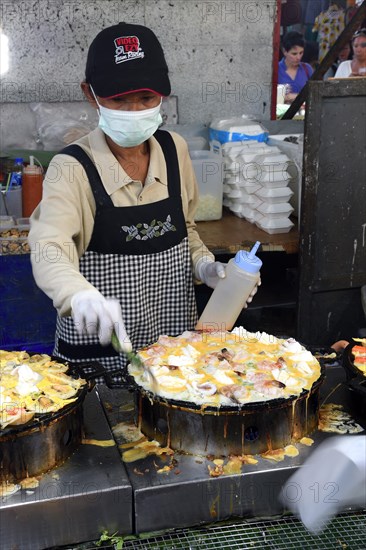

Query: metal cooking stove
[97,361,366,535]
[0,389,132,550]
[1,360,364,549]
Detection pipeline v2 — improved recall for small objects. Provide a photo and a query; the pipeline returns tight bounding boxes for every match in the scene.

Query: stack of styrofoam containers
[267,134,304,223]
[209,118,294,234]
[223,142,269,223]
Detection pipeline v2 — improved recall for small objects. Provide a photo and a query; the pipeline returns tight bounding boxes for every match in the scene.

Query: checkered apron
[54,130,198,378]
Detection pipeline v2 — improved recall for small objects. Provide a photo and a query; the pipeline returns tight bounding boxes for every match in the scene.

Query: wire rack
[56,511,366,550]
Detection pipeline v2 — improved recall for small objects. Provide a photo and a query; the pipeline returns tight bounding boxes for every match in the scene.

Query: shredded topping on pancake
[0,350,86,429]
[128,329,322,406]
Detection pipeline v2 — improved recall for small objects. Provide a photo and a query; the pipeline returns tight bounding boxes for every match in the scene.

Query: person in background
[312,2,345,64]
[278,31,314,103]
[323,41,352,79]
[335,28,366,77]
[28,23,258,375]
[302,0,330,42]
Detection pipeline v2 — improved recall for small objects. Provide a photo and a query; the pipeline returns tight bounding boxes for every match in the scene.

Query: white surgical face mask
[90,86,162,147]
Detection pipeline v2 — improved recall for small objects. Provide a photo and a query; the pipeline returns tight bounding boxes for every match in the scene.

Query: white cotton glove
[244,276,261,308]
[195,257,226,289]
[280,436,366,534]
[71,289,132,351]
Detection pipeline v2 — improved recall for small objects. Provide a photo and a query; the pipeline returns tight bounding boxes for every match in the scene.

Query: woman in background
[278,31,313,103]
[335,28,366,77]
[324,41,352,79]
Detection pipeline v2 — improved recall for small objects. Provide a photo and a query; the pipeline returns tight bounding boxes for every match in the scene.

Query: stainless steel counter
[2,359,364,549]
[0,389,132,550]
[97,361,365,535]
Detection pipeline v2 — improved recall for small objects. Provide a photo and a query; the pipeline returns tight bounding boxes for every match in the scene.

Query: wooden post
[271,0,283,120]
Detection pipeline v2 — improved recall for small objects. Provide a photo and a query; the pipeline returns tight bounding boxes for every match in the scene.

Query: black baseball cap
[85,23,171,98]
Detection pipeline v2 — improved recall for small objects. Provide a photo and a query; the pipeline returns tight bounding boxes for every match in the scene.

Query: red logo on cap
[114,35,144,64]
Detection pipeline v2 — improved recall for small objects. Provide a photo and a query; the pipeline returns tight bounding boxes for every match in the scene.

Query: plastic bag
[0,104,39,150]
[209,115,269,145]
[30,102,99,151]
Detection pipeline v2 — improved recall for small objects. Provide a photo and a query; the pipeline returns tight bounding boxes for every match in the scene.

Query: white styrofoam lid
[221,144,268,161]
[225,177,262,193]
[256,216,294,229]
[257,173,292,186]
[233,209,261,223]
[224,181,260,192]
[222,143,250,155]
[241,206,258,223]
[253,211,264,223]
[256,186,294,199]
[239,149,278,163]
[210,117,268,135]
[253,154,290,165]
[255,191,293,205]
[228,193,261,208]
[238,182,262,194]
[228,125,265,134]
[257,202,294,215]
[259,166,290,177]
[226,189,242,199]
[229,203,244,215]
[241,196,262,208]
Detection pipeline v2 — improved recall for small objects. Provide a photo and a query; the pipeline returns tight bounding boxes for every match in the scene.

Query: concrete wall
[0,0,276,125]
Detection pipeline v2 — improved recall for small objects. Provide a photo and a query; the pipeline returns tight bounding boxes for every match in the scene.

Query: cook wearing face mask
[29,23,257,378]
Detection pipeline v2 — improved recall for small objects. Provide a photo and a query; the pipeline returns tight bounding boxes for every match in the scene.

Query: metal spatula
[111,331,159,393]
[111,331,144,367]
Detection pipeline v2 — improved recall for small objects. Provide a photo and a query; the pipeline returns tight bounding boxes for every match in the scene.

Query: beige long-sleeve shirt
[29,128,213,316]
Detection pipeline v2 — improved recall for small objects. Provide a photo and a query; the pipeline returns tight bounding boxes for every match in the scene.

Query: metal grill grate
[121,512,366,550]
[53,511,366,549]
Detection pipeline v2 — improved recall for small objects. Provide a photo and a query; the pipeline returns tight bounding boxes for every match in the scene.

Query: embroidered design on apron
[122,214,176,241]
[55,130,198,377]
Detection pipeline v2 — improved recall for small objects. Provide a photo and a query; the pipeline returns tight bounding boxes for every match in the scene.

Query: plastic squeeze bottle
[22,156,44,217]
[10,157,24,186]
[2,158,24,218]
[196,241,262,332]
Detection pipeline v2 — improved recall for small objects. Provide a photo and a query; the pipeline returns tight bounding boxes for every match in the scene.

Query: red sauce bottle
[22,157,43,217]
